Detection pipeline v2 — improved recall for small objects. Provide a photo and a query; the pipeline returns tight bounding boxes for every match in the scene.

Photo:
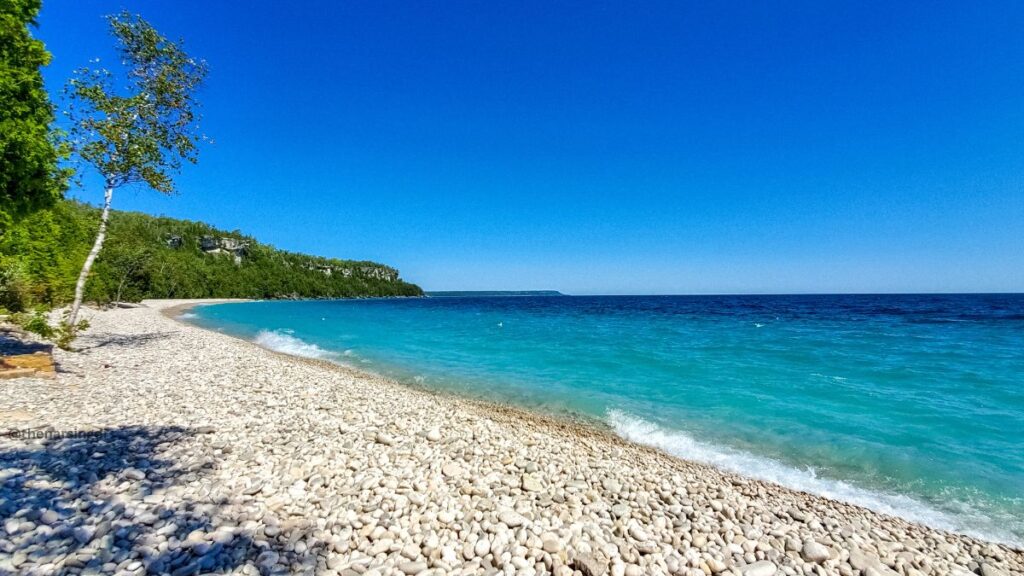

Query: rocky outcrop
[301,262,400,282]
[358,265,399,282]
[200,236,249,265]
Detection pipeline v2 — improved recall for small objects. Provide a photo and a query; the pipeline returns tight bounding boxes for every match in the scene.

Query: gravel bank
[0,300,1020,576]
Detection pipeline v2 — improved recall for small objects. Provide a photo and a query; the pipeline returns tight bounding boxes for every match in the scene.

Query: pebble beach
[0,300,1020,576]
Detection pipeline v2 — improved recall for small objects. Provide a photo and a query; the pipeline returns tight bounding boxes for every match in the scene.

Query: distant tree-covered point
[0,200,422,311]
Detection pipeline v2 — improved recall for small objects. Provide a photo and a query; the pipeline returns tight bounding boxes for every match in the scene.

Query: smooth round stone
[521,474,543,492]
[474,538,490,557]
[801,540,830,563]
[39,510,60,525]
[499,510,526,528]
[541,534,562,554]
[981,565,1009,576]
[442,463,463,478]
[401,544,419,559]
[399,561,428,574]
[627,524,650,542]
[740,561,777,576]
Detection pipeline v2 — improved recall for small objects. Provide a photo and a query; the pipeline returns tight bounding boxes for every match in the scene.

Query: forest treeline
[0,200,423,312]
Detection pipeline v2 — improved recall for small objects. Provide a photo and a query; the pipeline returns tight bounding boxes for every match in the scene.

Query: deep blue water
[187,294,1024,545]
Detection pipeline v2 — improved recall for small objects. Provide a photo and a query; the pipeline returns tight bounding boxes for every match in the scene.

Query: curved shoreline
[161,301,1022,551]
[1,299,1018,576]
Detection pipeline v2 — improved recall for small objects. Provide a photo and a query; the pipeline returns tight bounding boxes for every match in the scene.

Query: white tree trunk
[68,186,114,327]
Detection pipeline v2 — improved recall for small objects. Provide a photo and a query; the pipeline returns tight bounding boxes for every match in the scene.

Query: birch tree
[64,11,207,330]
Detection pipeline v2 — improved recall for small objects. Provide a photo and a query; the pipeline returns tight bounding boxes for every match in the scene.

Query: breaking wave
[254,330,333,360]
[606,409,1022,547]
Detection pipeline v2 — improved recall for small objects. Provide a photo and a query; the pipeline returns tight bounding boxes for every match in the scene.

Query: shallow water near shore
[188,294,1024,546]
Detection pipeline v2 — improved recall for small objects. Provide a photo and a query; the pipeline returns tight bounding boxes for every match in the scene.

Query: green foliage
[0,200,423,307]
[10,310,53,338]
[0,0,68,233]
[54,317,88,350]
[64,11,207,192]
[0,201,93,309]
[7,309,88,350]
[0,258,31,311]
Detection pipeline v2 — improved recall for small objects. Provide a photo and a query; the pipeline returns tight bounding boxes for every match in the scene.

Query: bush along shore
[0,300,1019,576]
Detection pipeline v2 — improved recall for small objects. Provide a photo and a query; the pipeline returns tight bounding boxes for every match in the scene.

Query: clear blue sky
[37,1,1024,294]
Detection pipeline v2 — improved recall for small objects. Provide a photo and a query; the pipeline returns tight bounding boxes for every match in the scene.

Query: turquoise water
[188,294,1024,546]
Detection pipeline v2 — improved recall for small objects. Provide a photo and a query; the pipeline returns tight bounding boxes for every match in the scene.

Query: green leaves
[0,0,67,232]
[64,11,208,193]
[0,200,424,306]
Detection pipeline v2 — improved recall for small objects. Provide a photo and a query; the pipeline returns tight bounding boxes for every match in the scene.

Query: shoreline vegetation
[0,200,423,318]
[0,300,1019,576]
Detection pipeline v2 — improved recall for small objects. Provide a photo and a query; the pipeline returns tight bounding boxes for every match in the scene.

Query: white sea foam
[606,409,1021,547]
[253,330,333,360]
[178,312,197,319]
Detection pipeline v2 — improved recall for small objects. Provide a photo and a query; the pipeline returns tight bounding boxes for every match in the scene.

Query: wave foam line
[606,409,1021,547]
[254,330,333,360]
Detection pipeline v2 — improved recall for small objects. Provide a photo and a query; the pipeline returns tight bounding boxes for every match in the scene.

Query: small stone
[981,565,1008,576]
[635,540,659,554]
[171,561,199,576]
[602,478,622,493]
[627,524,650,542]
[399,561,428,574]
[73,526,96,544]
[521,474,543,492]
[426,428,442,442]
[848,549,876,571]
[801,540,830,563]
[474,537,490,557]
[541,534,562,553]
[499,510,526,527]
[706,558,727,573]
[740,560,777,576]
[124,468,145,480]
[401,544,419,559]
[256,551,279,568]
[442,462,463,478]
[375,431,395,446]
[610,503,630,519]
[39,510,60,525]
[573,553,609,576]
[787,507,807,522]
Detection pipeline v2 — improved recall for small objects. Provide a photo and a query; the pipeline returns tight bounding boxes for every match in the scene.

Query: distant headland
[425,290,565,297]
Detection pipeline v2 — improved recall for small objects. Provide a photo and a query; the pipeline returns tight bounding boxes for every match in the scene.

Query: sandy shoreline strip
[0,300,1019,576]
